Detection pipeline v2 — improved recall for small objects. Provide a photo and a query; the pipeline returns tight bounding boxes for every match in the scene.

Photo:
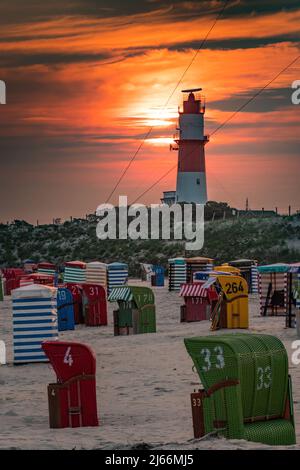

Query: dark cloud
[209,87,296,113]
[0,0,299,71]
[1,36,299,71]
[0,32,86,43]
[210,139,300,157]
[167,34,300,52]
[0,1,212,25]
[0,133,150,165]
[0,51,114,69]
[1,0,300,27]
[1,131,299,195]
[206,117,300,132]
[219,0,300,18]
[121,34,300,58]
[0,48,149,69]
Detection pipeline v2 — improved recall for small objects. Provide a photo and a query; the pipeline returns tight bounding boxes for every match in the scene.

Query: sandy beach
[0,280,299,450]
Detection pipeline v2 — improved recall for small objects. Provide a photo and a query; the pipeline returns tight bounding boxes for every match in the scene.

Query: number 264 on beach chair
[184,334,296,445]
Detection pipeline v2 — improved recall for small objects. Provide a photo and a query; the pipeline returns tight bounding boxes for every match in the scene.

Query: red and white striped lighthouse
[175,88,209,204]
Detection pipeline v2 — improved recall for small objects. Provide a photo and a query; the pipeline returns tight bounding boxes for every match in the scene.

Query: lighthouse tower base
[176,172,207,204]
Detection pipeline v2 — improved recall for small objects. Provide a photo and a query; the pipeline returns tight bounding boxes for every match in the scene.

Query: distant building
[161,191,176,206]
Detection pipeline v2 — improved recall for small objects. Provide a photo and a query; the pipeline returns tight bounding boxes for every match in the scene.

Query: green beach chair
[184,333,296,445]
[108,286,156,335]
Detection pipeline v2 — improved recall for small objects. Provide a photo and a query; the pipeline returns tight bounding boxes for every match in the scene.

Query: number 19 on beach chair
[184,334,296,445]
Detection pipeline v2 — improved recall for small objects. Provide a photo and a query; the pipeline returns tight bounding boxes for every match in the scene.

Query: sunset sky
[0,0,299,224]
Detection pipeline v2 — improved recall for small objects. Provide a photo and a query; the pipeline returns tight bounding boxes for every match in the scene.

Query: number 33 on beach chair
[184,334,296,445]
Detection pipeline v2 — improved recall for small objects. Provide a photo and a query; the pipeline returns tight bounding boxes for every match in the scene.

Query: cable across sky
[132,53,300,203]
[105,0,229,204]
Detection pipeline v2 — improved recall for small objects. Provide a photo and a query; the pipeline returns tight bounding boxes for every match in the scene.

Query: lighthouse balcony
[173,134,209,144]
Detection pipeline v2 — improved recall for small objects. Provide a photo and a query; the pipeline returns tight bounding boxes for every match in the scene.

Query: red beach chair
[42,341,99,428]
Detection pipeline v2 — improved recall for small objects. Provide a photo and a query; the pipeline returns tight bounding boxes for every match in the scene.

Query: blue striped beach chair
[12,284,58,364]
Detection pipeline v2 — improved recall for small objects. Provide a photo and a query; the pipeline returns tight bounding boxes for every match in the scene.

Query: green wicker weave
[184,333,296,445]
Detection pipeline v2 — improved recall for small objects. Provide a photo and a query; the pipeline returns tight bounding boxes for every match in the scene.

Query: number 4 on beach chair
[42,341,99,428]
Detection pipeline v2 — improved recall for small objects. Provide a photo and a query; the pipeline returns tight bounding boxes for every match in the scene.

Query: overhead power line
[132,166,176,205]
[132,53,300,202]
[105,0,229,203]
[210,53,300,136]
